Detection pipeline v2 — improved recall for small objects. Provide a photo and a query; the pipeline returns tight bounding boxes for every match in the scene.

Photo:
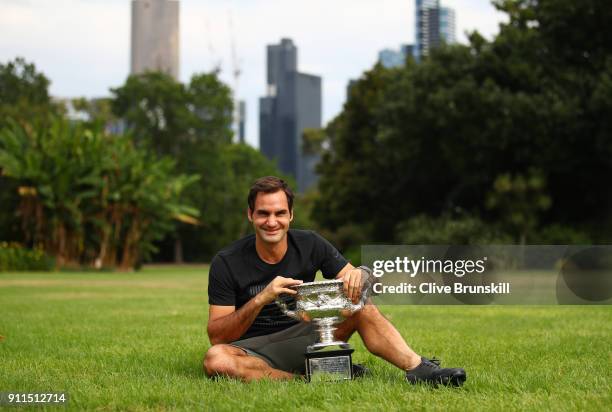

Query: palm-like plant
[0,116,199,270]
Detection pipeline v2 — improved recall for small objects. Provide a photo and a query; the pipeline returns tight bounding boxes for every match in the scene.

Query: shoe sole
[352,365,370,379]
[438,371,466,387]
[406,371,467,387]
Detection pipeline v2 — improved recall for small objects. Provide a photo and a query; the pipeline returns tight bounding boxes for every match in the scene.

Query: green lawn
[1,267,610,411]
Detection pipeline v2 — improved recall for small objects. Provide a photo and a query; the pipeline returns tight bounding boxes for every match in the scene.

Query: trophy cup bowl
[275,275,371,382]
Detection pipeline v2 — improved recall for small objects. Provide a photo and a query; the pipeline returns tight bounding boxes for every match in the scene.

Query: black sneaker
[405,357,466,387]
[352,363,370,379]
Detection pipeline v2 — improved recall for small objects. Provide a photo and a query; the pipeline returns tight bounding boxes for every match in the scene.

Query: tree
[175,143,291,261]
[0,116,199,270]
[0,57,64,129]
[111,71,235,261]
[110,71,233,157]
[313,0,612,243]
[486,169,551,244]
[0,58,63,242]
[313,64,400,239]
[478,0,612,237]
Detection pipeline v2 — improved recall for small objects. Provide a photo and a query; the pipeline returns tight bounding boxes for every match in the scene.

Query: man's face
[248,190,293,245]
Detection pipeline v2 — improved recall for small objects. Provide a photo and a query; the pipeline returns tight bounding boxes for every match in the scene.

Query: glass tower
[415,0,455,59]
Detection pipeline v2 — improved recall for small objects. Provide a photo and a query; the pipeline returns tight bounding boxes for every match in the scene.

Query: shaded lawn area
[0,267,610,411]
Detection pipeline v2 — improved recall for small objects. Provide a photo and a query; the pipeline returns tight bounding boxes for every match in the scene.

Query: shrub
[531,224,592,244]
[0,242,54,271]
[0,117,199,271]
[396,214,513,244]
[319,223,371,266]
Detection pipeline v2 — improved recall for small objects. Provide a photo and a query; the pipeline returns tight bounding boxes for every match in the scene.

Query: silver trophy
[275,267,373,382]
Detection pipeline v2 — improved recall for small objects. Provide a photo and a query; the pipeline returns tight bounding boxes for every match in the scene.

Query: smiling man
[203,176,466,385]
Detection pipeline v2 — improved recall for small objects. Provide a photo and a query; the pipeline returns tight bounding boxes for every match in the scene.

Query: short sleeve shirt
[208,229,348,339]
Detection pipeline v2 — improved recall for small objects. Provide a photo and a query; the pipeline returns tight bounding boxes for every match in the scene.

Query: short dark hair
[248,176,294,212]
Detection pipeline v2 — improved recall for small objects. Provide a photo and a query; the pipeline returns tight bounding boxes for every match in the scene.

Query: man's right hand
[256,276,303,305]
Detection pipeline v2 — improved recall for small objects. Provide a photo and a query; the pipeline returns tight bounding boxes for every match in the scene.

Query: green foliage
[0,58,63,243]
[311,222,373,266]
[531,224,592,245]
[290,189,320,231]
[111,70,294,260]
[314,64,398,239]
[0,117,199,270]
[110,71,233,156]
[396,214,512,245]
[179,143,291,261]
[0,57,63,129]
[0,60,287,263]
[0,242,54,271]
[486,169,551,244]
[314,1,612,243]
[0,57,50,107]
[70,97,117,127]
[111,71,272,261]
[0,177,19,241]
[301,128,326,156]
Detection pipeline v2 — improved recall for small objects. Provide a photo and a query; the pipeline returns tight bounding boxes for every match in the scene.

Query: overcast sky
[1,0,507,147]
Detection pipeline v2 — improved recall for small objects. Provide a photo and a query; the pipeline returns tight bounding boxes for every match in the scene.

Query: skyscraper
[415,0,455,59]
[378,44,415,68]
[131,0,180,79]
[379,48,406,68]
[259,38,322,192]
[439,7,456,44]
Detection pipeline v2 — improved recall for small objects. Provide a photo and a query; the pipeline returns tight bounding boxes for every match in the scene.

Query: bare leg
[335,301,421,370]
[203,344,295,381]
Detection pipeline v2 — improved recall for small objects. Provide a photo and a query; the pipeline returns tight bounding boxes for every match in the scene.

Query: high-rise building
[378,44,415,68]
[415,0,439,58]
[439,7,456,44]
[415,0,455,59]
[131,0,180,79]
[259,38,322,192]
[379,48,405,68]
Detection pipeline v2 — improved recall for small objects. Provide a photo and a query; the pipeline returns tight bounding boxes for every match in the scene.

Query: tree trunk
[56,224,66,267]
[96,223,110,269]
[119,216,141,272]
[174,237,183,263]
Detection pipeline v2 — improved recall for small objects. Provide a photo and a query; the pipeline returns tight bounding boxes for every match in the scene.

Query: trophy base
[304,347,354,382]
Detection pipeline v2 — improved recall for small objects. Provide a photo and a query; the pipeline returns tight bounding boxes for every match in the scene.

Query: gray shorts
[230,322,318,374]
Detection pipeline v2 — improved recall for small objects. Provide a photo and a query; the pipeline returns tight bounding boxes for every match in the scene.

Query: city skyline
[0,0,507,148]
[379,0,457,68]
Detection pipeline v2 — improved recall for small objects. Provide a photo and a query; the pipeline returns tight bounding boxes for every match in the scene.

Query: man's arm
[207,301,263,345]
[207,276,303,345]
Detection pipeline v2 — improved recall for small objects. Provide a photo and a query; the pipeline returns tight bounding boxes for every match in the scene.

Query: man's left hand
[341,268,364,304]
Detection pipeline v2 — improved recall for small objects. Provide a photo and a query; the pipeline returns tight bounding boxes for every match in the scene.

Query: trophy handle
[275,297,300,320]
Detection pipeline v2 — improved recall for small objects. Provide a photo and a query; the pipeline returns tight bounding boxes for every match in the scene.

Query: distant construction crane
[204,17,222,73]
[228,10,245,143]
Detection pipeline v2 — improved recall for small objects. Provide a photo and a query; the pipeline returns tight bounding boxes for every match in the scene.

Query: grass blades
[1,267,610,411]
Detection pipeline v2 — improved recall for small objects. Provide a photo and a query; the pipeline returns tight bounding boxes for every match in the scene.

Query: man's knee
[337,302,381,332]
[346,303,386,332]
[360,302,381,316]
[203,344,238,377]
[350,301,381,321]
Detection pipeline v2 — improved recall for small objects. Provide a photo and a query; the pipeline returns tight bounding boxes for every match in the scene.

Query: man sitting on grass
[203,176,466,385]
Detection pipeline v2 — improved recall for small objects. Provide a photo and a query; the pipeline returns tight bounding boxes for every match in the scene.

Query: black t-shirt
[208,229,348,339]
